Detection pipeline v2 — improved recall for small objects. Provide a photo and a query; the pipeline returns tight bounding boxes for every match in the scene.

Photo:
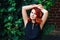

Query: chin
[30,17,35,20]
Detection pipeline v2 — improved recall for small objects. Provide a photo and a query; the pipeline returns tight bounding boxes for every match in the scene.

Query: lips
[32,16,34,18]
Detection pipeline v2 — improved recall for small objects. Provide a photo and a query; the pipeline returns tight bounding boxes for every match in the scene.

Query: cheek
[34,15,37,18]
[30,13,33,16]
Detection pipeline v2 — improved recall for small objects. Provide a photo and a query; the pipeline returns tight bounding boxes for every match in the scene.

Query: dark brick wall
[40,1,60,40]
[48,1,60,31]
[41,1,60,40]
[42,35,60,40]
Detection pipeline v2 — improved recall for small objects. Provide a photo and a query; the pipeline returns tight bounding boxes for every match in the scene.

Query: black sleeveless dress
[24,21,42,40]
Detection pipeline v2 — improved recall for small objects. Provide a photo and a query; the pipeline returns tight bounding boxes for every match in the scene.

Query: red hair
[28,7,43,24]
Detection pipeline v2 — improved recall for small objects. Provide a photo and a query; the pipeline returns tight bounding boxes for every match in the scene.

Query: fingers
[38,4,42,6]
[37,4,44,10]
[31,4,44,10]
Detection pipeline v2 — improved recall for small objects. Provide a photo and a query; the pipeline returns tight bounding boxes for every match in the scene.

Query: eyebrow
[31,11,36,14]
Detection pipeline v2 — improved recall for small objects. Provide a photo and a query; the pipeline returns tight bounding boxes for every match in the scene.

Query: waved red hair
[28,7,43,24]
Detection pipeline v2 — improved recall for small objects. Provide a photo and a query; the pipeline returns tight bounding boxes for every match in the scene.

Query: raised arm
[36,4,48,30]
[22,4,38,27]
[40,9,48,30]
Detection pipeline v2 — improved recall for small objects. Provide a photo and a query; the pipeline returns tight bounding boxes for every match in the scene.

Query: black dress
[24,21,42,40]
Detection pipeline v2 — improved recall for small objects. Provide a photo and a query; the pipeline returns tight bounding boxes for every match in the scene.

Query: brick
[55,19,60,21]
[48,19,55,22]
[47,1,60,31]
[55,16,60,19]
[56,22,60,25]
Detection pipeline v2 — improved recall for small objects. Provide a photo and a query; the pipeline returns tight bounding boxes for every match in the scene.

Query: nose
[32,14,34,16]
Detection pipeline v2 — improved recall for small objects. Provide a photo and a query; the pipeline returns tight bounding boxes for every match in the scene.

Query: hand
[37,4,44,10]
[31,4,39,7]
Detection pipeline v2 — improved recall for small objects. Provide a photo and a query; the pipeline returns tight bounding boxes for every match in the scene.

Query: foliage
[0,0,55,40]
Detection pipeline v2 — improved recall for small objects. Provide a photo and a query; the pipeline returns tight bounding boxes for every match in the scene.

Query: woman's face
[30,9,37,20]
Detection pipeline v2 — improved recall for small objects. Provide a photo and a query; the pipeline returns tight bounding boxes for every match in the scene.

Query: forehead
[31,9,36,13]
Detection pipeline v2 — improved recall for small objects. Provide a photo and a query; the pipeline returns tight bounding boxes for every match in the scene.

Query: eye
[31,12,33,13]
[31,11,36,15]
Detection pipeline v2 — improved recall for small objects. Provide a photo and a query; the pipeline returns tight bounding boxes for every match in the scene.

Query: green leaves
[0,0,55,40]
[0,8,6,12]
[15,18,23,24]
[4,15,13,23]
[5,22,12,27]
[12,3,16,7]
[38,0,55,10]
[38,0,43,4]
[8,15,13,21]
[43,24,55,35]
[8,7,16,12]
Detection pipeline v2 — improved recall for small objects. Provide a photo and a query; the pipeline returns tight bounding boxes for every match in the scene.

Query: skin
[30,9,37,23]
[22,4,48,30]
[30,9,36,20]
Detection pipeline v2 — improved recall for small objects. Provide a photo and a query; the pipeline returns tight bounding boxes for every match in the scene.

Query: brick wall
[48,1,60,31]
[42,1,60,39]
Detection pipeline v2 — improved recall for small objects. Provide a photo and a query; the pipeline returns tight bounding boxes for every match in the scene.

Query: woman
[22,4,48,40]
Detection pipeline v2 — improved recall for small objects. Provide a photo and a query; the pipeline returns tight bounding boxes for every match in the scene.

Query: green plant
[0,0,55,40]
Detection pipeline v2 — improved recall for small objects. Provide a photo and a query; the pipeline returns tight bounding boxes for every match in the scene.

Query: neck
[31,19,35,24]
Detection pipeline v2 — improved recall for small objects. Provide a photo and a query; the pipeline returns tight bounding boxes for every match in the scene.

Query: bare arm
[40,9,48,30]
[36,4,48,30]
[22,4,38,27]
